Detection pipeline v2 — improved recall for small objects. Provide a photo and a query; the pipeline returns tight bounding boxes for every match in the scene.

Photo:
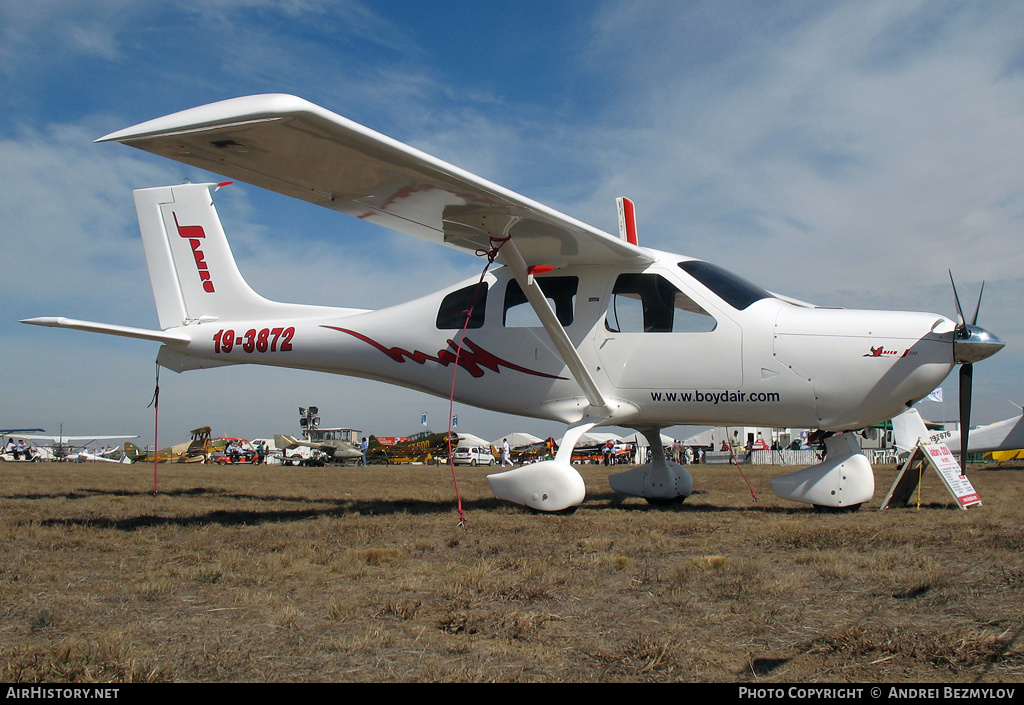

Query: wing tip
[20,316,63,327]
[95,93,315,144]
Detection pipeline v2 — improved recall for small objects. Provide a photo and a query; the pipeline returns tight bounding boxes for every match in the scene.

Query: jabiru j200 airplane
[22,95,1003,512]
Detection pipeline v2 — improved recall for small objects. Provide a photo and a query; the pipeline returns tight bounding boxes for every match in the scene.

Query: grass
[0,460,1022,682]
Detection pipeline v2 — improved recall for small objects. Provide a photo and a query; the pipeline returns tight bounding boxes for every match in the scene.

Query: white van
[452,445,494,466]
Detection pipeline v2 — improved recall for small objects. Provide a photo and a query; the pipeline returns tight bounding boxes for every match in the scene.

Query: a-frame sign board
[879,442,982,510]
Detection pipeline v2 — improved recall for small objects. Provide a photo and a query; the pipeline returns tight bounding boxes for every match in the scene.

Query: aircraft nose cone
[954,324,1004,364]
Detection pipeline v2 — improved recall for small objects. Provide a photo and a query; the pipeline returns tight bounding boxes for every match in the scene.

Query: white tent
[569,431,624,447]
[454,433,490,448]
[680,428,715,446]
[618,431,674,448]
[491,432,543,448]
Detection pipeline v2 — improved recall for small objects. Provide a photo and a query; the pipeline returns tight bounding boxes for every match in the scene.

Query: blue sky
[3,0,1024,446]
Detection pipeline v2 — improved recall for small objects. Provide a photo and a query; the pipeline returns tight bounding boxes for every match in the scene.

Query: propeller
[949,271,1003,471]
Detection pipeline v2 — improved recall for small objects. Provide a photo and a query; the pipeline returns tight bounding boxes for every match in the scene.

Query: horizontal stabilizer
[20,317,189,344]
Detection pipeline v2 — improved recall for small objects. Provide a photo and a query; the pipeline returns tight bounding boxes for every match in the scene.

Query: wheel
[470,459,477,466]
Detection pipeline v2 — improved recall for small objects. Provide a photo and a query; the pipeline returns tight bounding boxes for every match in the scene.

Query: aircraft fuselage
[156,249,957,432]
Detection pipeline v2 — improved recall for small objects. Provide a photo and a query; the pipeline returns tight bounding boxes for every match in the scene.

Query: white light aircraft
[3,433,137,463]
[892,407,1024,460]
[22,95,1004,511]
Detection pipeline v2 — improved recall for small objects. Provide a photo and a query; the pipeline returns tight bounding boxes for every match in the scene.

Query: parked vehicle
[212,439,263,465]
[452,445,495,466]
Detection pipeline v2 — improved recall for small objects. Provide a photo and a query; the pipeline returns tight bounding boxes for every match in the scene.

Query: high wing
[10,434,138,443]
[96,94,654,269]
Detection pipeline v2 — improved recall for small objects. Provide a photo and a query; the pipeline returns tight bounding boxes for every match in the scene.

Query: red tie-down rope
[148,363,161,494]
[727,443,759,501]
[445,235,512,527]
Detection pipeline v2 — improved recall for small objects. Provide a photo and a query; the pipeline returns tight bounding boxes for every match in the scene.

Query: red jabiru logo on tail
[173,213,215,293]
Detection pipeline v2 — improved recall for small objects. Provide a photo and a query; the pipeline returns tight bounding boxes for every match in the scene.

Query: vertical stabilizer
[135,183,274,328]
[891,408,933,453]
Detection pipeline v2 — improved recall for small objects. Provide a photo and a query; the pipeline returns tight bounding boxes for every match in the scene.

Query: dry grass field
[1,459,1022,683]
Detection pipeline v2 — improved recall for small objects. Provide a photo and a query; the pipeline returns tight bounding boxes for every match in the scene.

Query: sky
[2,0,1024,448]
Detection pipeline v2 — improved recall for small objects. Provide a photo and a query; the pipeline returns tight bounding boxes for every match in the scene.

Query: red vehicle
[212,438,264,465]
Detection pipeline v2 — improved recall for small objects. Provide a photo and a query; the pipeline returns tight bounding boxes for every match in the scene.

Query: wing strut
[499,239,611,415]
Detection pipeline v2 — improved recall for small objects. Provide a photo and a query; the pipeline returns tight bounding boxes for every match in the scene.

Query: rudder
[891,408,931,453]
[135,183,274,328]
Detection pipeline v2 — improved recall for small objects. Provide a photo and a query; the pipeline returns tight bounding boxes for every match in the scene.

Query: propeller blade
[959,363,973,472]
[949,270,966,330]
[969,281,985,326]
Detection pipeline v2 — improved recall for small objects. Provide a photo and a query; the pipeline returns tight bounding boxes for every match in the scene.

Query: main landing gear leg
[609,428,693,504]
[769,433,873,510]
[486,420,593,512]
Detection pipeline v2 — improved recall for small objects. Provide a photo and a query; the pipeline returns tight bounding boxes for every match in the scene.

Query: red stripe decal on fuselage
[323,326,566,380]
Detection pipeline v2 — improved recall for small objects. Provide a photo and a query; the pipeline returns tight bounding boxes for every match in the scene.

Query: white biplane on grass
[22,95,1004,511]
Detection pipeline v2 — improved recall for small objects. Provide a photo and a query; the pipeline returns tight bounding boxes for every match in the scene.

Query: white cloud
[561,2,1024,300]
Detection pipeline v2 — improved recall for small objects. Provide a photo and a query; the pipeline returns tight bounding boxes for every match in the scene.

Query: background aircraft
[124,426,222,463]
[23,95,1004,511]
[892,406,1024,459]
[271,406,362,464]
[501,436,556,465]
[274,433,361,463]
[368,432,458,465]
[4,432,137,462]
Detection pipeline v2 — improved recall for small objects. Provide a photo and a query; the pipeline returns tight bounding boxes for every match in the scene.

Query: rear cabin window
[436,284,487,329]
[605,273,716,333]
[503,276,578,327]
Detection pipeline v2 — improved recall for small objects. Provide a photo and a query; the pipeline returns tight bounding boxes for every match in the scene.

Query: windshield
[677,260,774,311]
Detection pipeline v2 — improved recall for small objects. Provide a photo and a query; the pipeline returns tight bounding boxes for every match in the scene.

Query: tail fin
[135,183,279,328]
[891,408,930,453]
[123,441,146,462]
[275,434,302,450]
[23,182,361,346]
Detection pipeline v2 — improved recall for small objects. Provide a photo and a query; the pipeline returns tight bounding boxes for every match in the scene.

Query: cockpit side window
[436,284,487,329]
[504,276,578,327]
[677,260,773,310]
[605,273,717,333]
